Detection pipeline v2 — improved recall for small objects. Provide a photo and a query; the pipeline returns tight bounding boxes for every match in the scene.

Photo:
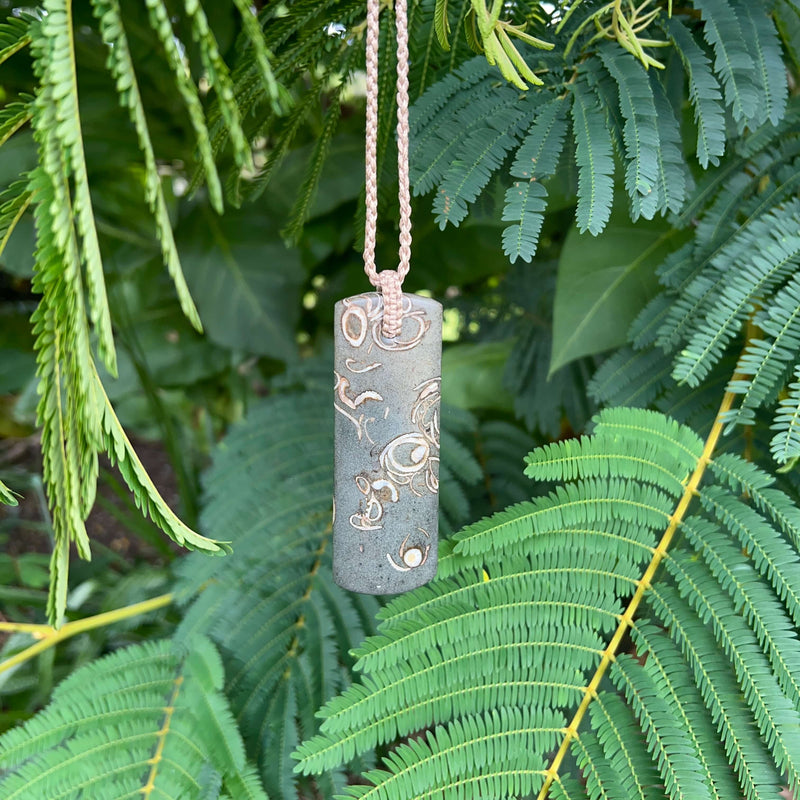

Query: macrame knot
[376,269,403,338]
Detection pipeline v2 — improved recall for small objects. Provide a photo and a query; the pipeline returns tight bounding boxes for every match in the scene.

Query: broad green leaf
[550,212,682,372]
[178,204,304,362]
[443,340,515,411]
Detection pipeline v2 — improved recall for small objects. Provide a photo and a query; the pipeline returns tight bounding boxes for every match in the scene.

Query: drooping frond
[17,1,251,623]
[143,0,224,212]
[38,0,116,375]
[502,96,570,263]
[570,75,614,235]
[0,636,268,799]
[294,404,800,800]
[91,0,202,332]
[599,47,661,220]
[691,0,759,126]
[666,17,725,168]
[94,365,228,556]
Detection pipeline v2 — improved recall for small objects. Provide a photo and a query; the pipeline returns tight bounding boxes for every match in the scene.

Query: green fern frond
[725,274,800,424]
[502,97,569,263]
[694,143,800,248]
[94,365,228,556]
[733,0,788,127]
[599,47,661,220]
[295,402,800,800]
[570,75,614,236]
[433,103,529,228]
[692,0,760,126]
[666,17,725,168]
[0,13,32,65]
[646,582,785,798]
[182,0,251,169]
[588,347,671,407]
[143,0,223,212]
[39,0,116,376]
[92,0,202,332]
[230,0,283,109]
[0,637,268,799]
[174,391,372,798]
[672,203,800,387]
[502,179,548,263]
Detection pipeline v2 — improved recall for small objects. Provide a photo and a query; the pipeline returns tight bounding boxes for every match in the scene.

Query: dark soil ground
[0,434,181,562]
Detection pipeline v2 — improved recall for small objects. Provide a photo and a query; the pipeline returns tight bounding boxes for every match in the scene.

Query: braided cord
[363,0,412,338]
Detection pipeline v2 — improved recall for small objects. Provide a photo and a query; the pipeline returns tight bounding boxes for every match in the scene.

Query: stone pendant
[333,292,442,594]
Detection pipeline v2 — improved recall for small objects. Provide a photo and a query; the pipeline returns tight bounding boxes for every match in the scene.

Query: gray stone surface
[333,292,442,594]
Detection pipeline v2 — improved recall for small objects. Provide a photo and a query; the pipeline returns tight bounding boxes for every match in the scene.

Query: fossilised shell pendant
[333,292,442,594]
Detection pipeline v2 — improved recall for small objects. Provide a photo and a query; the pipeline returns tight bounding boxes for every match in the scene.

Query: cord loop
[363,0,412,337]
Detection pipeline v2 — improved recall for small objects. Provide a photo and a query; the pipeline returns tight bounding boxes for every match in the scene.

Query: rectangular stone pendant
[333,292,442,594]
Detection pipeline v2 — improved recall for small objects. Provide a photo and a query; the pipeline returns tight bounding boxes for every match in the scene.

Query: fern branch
[535,385,737,799]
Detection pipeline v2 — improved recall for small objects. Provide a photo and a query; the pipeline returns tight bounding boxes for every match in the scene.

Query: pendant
[333,292,442,594]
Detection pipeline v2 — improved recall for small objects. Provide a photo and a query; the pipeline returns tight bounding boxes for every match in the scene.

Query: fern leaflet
[666,17,725,168]
[692,0,760,125]
[570,75,614,236]
[502,96,570,263]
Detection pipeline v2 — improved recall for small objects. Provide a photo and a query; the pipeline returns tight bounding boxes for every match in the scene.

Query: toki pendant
[333,292,442,594]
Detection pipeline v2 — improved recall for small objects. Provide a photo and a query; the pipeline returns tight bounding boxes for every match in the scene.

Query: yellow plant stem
[141,673,184,797]
[0,593,174,676]
[536,387,737,800]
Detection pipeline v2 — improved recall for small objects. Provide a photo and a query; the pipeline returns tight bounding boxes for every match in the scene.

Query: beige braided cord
[363,0,412,338]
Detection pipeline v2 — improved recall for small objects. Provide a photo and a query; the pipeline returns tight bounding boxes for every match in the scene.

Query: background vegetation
[1,0,800,798]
